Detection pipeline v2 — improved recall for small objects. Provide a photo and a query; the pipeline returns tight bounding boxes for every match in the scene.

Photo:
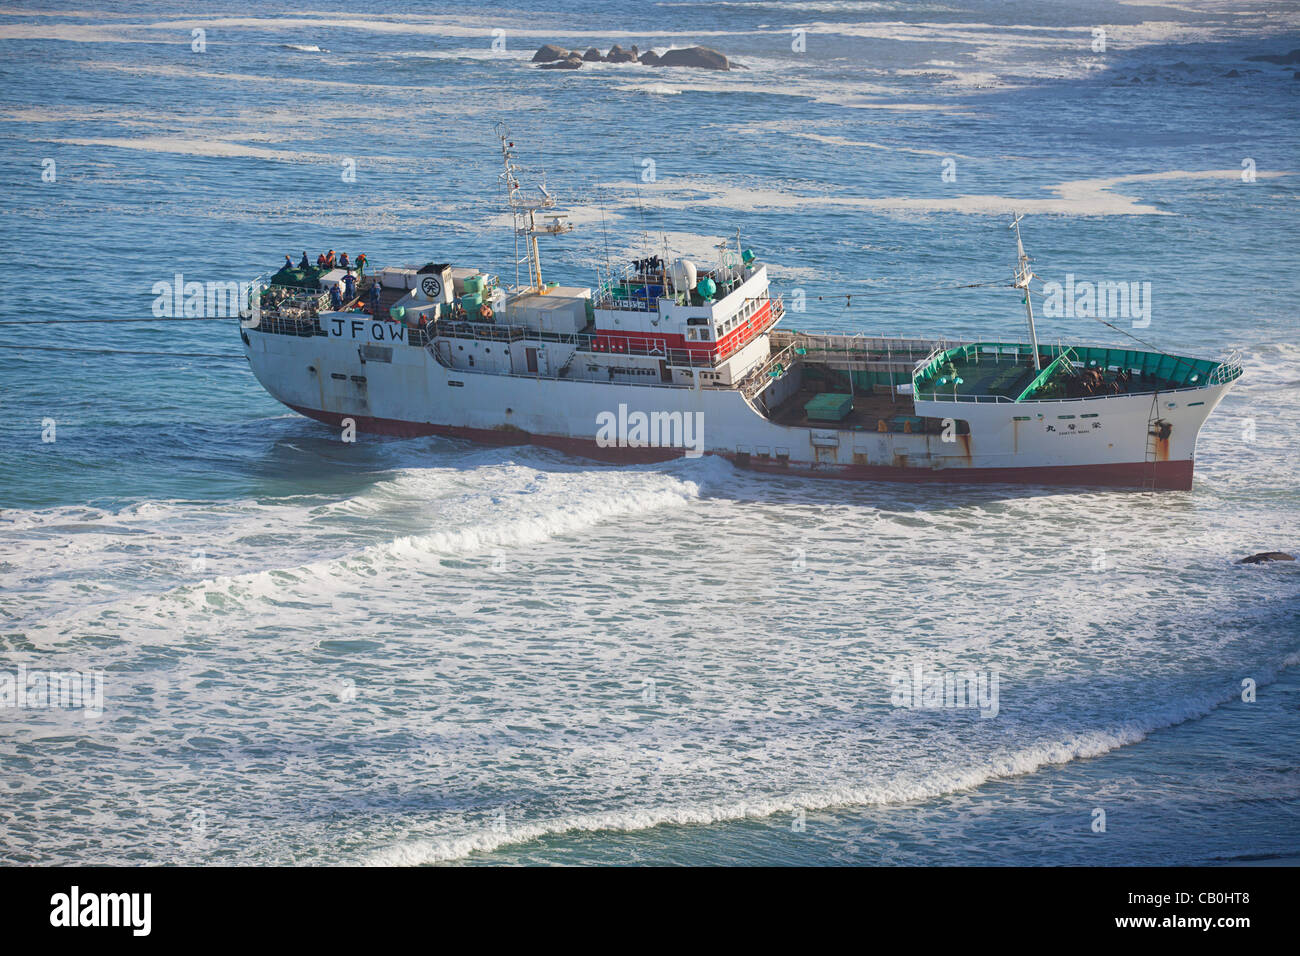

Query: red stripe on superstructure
[593,299,778,362]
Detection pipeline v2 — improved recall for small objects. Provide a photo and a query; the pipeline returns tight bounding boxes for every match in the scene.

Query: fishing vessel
[238,132,1242,491]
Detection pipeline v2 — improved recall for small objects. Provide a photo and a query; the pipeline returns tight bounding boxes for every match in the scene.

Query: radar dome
[669,258,697,294]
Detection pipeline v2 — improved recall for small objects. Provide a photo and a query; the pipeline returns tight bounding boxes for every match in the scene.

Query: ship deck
[767,385,935,432]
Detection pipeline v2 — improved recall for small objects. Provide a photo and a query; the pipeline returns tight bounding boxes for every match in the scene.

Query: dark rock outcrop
[1237,551,1296,564]
[539,53,583,70]
[532,41,735,71]
[531,44,569,63]
[1246,48,1300,64]
[654,46,730,70]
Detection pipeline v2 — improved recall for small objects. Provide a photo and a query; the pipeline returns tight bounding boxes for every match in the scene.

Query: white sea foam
[601,169,1290,218]
[10,461,705,644]
[6,439,1297,864]
[364,656,1300,865]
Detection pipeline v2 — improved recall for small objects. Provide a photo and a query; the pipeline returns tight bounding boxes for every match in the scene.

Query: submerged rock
[1237,551,1296,564]
[654,46,730,70]
[1246,48,1300,64]
[638,50,661,66]
[539,54,583,70]
[531,44,569,63]
[582,47,602,61]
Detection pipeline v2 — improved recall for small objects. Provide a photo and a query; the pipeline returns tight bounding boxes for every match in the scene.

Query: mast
[496,124,570,294]
[1010,212,1041,371]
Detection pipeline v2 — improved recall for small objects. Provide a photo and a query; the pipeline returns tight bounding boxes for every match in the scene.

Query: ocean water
[1,0,1298,865]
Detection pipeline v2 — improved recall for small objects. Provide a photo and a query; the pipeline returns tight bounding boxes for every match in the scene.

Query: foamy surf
[11,462,704,644]
[362,664,1296,866]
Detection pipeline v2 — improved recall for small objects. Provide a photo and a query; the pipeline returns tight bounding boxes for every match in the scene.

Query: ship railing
[237,273,269,322]
[915,377,1236,405]
[913,391,1018,404]
[739,343,797,400]
[428,317,751,370]
[239,273,339,335]
[432,319,528,343]
[247,274,335,324]
[787,330,947,357]
[594,262,666,312]
[581,335,724,369]
[1209,349,1244,385]
[789,332,947,368]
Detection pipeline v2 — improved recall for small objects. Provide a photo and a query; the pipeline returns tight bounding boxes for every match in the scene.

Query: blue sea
[1,0,1298,865]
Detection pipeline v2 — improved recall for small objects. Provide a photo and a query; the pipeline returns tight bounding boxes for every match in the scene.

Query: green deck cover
[804,392,854,421]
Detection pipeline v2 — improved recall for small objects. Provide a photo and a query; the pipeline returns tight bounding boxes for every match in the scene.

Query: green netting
[913,342,1234,401]
[270,265,329,290]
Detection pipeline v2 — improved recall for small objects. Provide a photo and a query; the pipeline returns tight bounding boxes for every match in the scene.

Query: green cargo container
[804,392,854,421]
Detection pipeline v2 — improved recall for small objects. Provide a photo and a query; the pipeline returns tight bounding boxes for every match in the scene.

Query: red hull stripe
[286,404,1194,490]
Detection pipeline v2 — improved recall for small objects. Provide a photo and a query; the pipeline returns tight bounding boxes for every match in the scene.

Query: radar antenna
[496,123,572,294]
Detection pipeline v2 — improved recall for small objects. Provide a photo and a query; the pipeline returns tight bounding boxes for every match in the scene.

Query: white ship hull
[241,319,1233,491]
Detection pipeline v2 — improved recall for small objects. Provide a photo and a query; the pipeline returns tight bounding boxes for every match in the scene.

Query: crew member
[299,251,310,270]
[339,252,350,269]
[368,278,382,314]
[329,283,343,311]
[342,271,357,302]
[283,254,293,270]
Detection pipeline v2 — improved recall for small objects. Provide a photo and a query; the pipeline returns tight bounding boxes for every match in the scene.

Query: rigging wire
[1026,278,1163,352]
[798,279,1010,307]
[0,343,244,360]
[0,316,242,325]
